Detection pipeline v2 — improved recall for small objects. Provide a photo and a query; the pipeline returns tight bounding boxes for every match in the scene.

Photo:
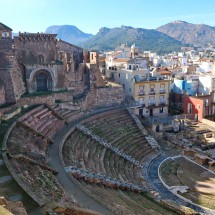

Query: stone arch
[34,70,52,92]
[29,68,55,93]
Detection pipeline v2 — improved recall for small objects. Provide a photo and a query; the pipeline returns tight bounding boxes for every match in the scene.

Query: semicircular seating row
[20,106,65,139]
[63,109,156,189]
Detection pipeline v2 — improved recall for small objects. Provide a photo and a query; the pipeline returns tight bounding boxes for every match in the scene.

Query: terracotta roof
[99,56,106,61]
[0,22,12,31]
[200,58,214,62]
[157,67,171,75]
[160,70,171,75]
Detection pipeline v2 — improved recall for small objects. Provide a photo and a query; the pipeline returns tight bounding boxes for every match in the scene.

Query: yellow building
[133,77,170,117]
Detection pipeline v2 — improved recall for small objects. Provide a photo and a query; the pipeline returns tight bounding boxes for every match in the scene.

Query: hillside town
[1,18,215,215]
[98,43,215,121]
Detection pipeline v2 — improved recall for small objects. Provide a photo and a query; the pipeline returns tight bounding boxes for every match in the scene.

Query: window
[139,85,144,95]
[160,84,165,93]
[187,103,192,113]
[160,107,164,113]
[59,52,63,60]
[66,53,71,62]
[126,74,128,79]
[91,53,94,60]
[38,55,44,64]
[149,96,154,105]
[160,96,164,104]
[2,32,9,37]
[150,84,155,93]
[119,73,120,78]
[139,98,144,104]
[197,104,201,110]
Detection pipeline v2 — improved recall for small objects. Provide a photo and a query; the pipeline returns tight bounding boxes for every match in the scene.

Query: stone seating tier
[22,107,65,138]
[7,125,48,163]
[63,129,146,186]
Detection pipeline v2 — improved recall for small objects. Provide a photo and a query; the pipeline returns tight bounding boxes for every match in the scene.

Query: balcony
[148,103,155,107]
[160,90,166,94]
[138,92,145,96]
[129,100,146,108]
[159,101,167,106]
[149,90,155,95]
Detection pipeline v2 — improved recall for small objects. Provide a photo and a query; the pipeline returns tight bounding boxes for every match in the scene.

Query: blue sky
[1,0,215,34]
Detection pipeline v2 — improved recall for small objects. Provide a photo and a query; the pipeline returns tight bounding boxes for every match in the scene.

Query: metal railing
[138,92,145,96]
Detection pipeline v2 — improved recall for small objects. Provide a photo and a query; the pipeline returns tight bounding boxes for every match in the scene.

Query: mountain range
[80,26,182,53]
[157,20,215,46]
[44,21,215,52]
[45,25,93,44]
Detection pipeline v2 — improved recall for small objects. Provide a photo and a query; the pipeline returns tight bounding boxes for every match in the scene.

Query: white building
[198,59,215,73]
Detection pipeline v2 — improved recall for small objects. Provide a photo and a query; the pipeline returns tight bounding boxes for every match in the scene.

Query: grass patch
[91,127,103,136]
[161,157,215,210]
[181,190,215,210]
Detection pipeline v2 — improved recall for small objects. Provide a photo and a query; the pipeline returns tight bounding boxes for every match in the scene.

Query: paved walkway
[147,155,215,215]
[47,123,115,215]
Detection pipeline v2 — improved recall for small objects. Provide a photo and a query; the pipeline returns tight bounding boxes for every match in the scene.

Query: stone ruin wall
[57,40,84,89]
[0,83,6,105]
[0,36,26,104]
[82,87,124,111]
[15,91,72,107]
[0,38,13,53]
[0,67,16,103]
[0,92,73,115]
[10,57,26,100]
[14,34,57,65]
[0,56,26,104]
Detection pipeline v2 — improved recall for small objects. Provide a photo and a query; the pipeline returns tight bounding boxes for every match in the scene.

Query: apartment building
[132,76,170,117]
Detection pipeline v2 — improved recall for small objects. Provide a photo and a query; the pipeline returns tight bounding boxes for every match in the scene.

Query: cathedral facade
[0,22,123,110]
[0,22,89,104]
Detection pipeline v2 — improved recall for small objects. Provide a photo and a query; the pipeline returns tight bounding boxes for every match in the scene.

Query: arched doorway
[33,70,53,92]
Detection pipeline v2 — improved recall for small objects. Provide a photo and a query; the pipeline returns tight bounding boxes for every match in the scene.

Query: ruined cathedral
[0,22,123,109]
